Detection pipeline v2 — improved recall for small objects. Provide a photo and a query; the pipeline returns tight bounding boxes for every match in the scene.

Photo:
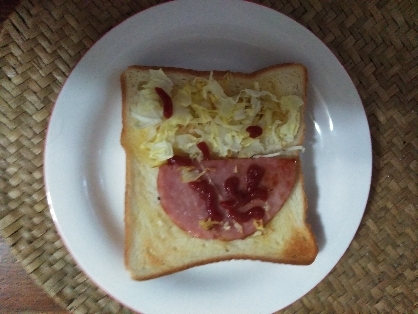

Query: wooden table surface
[0,237,67,313]
[0,1,66,313]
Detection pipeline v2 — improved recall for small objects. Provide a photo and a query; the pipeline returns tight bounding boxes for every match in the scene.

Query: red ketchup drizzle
[197,142,211,160]
[155,87,173,119]
[220,164,267,223]
[188,180,223,222]
[246,164,265,192]
[167,155,193,166]
[246,125,263,138]
[186,162,267,225]
[226,206,264,223]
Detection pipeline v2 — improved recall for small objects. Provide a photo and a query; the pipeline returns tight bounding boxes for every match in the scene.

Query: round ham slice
[157,157,298,240]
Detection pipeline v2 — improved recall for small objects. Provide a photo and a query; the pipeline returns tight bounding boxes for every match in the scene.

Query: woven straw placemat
[1,0,417,313]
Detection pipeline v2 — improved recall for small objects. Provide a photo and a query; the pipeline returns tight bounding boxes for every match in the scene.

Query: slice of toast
[121,64,317,280]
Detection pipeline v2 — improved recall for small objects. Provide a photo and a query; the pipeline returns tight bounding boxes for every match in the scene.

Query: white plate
[44,1,372,313]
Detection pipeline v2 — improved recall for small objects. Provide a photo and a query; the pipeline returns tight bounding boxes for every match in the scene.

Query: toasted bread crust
[124,63,306,81]
[121,64,317,280]
[121,72,133,269]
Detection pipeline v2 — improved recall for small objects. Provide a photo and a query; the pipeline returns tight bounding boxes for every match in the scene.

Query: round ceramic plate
[44,0,372,313]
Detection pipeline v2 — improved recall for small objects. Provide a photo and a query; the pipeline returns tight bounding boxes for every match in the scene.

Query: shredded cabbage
[130,69,303,166]
[130,69,174,129]
[180,166,208,183]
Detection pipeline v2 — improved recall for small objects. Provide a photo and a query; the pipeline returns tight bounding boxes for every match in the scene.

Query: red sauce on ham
[157,157,298,240]
[168,155,269,225]
[219,165,268,221]
[155,87,173,119]
[167,155,193,166]
[167,155,268,226]
[246,125,263,138]
[226,206,264,223]
[197,142,211,160]
[246,164,265,192]
[188,180,223,222]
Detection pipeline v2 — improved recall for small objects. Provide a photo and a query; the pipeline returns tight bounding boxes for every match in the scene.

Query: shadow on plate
[303,88,326,252]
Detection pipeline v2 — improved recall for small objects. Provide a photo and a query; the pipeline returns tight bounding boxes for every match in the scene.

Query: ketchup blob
[246,125,263,138]
[220,164,267,221]
[155,87,173,119]
[167,155,193,166]
[197,142,211,160]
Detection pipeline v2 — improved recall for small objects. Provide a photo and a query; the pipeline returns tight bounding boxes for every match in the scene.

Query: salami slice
[157,157,298,240]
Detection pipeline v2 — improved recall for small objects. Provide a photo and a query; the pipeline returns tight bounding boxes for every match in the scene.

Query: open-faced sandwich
[120,64,318,280]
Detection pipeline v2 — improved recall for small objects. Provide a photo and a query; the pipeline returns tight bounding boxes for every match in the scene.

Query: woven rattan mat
[1,0,417,313]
